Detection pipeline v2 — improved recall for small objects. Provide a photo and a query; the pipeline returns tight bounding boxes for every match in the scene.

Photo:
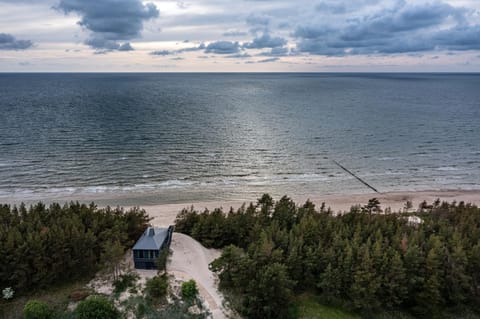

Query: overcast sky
[1,0,480,71]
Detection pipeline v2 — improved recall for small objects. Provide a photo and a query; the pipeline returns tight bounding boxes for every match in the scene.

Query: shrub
[75,295,119,319]
[23,300,53,319]
[113,272,139,294]
[181,280,198,300]
[2,287,14,300]
[145,275,168,300]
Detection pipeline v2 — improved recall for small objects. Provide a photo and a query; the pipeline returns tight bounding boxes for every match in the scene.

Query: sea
[0,73,479,206]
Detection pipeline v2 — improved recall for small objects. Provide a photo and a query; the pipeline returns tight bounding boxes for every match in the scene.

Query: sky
[1,0,480,72]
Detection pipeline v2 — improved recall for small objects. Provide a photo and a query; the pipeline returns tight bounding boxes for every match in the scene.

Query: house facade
[132,226,173,269]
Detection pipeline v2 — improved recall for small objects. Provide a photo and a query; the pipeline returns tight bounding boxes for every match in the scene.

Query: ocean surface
[0,73,479,206]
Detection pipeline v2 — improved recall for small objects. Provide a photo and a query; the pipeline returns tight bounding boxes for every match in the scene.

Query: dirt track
[168,232,226,319]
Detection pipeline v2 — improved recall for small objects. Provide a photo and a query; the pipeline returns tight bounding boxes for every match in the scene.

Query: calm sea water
[0,73,479,205]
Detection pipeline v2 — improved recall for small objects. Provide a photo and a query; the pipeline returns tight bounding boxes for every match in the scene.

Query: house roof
[132,227,169,250]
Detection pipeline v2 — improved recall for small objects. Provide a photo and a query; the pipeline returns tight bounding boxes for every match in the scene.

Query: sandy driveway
[168,232,226,319]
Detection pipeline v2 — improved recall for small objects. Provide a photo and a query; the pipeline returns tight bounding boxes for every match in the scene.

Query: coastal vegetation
[0,201,211,319]
[175,194,480,319]
[0,202,151,295]
[75,295,119,319]
[0,202,151,318]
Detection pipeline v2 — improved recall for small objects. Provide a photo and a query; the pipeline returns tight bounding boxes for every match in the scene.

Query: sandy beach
[139,189,480,227]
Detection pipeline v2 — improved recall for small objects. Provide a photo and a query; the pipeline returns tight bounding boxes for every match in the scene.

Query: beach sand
[141,190,480,227]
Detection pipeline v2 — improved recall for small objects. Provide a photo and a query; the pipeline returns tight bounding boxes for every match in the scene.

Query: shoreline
[137,189,480,227]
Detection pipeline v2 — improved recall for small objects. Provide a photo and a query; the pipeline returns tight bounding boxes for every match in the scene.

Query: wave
[0,173,353,199]
[436,166,459,171]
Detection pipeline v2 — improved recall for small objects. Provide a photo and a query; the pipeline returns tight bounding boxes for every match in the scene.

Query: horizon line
[1,71,480,74]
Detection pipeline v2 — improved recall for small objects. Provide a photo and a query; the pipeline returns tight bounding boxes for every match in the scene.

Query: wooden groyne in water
[332,160,380,193]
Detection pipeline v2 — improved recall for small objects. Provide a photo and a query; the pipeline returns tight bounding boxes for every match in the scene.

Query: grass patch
[0,278,93,319]
[296,295,362,319]
[296,295,480,319]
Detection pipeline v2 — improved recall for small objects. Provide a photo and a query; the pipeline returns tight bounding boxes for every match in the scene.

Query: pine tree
[318,263,341,302]
[243,262,294,319]
[416,236,444,315]
[444,233,471,305]
[381,249,407,308]
[349,245,381,311]
[101,240,125,281]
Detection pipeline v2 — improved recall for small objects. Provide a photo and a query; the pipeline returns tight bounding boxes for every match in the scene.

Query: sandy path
[167,232,226,319]
[144,190,480,227]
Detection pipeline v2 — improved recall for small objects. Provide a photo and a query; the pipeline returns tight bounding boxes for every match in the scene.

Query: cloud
[294,1,480,56]
[258,57,279,63]
[0,33,33,50]
[243,33,287,49]
[226,53,252,58]
[223,30,248,37]
[246,13,271,34]
[85,38,134,52]
[258,46,293,56]
[315,2,346,14]
[341,2,462,39]
[150,50,173,56]
[205,41,240,54]
[150,43,206,56]
[246,13,270,26]
[56,0,159,52]
[434,25,480,51]
[178,43,206,53]
[176,1,189,9]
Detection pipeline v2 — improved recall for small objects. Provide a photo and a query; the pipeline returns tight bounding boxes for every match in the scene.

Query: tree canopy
[0,202,151,294]
[175,195,480,319]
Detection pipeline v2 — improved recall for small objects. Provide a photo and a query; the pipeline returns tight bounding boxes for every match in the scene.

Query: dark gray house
[132,226,173,269]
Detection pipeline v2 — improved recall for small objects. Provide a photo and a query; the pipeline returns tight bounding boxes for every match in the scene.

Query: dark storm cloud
[243,33,286,49]
[0,33,33,50]
[56,0,159,51]
[434,25,480,51]
[294,1,480,56]
[204,41,240,54]
[341,2,462,40]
